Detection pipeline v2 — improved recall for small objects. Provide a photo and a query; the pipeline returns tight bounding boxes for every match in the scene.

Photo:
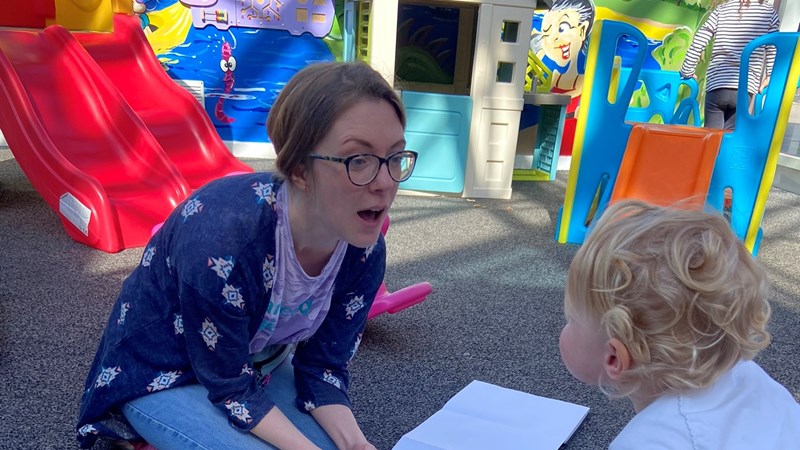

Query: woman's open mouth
[357,208,384,224]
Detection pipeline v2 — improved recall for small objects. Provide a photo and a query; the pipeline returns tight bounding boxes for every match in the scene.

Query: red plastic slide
[74,14,252,189]
[0,16,254,253]
[0,24,193,253]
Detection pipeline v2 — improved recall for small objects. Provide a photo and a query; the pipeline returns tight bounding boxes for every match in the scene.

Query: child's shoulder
[609,394,692,449]
[611,361,800,450]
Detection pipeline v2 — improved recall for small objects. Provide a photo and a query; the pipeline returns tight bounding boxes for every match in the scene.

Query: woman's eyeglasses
[309,150,418,186]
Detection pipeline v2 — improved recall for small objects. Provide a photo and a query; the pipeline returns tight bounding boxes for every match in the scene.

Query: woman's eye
[349,156,371,170]
[559,21,573,33]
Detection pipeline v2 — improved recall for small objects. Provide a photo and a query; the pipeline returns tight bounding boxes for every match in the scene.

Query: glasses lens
[347,155,380,185]
[389,151,417,182]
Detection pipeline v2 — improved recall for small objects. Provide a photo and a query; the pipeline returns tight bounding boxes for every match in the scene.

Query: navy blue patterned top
[76,173,384,448]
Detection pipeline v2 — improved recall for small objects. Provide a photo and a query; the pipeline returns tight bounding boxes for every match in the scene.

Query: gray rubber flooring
[1,149,798,449]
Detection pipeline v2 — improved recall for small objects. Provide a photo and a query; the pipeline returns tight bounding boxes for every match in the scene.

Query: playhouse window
[395,1,478,95]
[496,62,514,83]
[501,21,519,43]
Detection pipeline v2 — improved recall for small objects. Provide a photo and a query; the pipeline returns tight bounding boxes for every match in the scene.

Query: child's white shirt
[610,359,800,449]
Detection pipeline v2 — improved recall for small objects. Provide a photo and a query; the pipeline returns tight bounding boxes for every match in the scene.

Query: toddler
[560,199,800,448]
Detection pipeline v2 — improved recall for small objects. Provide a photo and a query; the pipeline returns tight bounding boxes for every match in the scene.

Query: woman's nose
[370,161,396,190]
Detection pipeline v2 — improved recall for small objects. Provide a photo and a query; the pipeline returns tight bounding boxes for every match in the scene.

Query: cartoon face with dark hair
[532,0,595,93]
[540,7,589,66]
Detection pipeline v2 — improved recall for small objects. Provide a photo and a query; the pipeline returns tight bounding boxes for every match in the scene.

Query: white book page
[393,380,589,450]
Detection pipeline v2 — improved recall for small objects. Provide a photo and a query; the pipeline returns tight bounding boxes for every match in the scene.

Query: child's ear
[605,338,631,380]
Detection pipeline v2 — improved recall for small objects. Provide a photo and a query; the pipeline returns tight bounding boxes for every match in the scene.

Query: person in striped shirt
[680,0,780,130]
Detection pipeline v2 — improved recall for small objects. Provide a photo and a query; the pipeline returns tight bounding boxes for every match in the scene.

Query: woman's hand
[251,406,321,450]
[311,404,371,450]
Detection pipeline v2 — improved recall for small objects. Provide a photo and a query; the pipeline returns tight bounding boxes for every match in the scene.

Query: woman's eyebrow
[340,137,407,149]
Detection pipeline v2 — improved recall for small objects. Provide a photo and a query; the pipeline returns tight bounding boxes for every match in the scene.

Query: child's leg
[703,88,728,129]
[122,358,336,450]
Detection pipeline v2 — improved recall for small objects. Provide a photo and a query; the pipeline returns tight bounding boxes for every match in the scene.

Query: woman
[680,0,780,130]
[76,61,418,450]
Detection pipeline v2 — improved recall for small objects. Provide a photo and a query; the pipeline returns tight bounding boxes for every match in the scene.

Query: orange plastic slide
[610,123,724,209]
[74,14,252,189]
[0,24,192,253]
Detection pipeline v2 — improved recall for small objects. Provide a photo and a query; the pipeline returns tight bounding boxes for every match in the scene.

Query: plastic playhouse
[368,1,538,199]
[556,19,800,256]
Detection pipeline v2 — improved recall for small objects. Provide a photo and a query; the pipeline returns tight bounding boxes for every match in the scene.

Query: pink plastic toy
[367,216,432,319]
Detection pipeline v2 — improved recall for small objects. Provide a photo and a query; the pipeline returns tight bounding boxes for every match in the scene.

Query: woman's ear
[289,164,311,192]
[605,338,631,381]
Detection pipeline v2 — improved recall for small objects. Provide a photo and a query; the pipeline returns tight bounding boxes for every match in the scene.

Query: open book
[393,380,589,450]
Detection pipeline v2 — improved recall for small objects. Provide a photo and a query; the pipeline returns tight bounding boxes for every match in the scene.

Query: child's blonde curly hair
[566,199,772,398]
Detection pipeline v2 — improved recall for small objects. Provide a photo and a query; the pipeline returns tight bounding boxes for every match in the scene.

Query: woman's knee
[122,385,276,450]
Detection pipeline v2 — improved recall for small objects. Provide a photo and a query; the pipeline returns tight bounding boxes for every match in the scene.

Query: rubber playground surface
[1,151,798,449]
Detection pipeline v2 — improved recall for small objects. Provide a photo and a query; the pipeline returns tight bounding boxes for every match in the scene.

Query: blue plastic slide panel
[400,91,472,193]
[619,68,700,125]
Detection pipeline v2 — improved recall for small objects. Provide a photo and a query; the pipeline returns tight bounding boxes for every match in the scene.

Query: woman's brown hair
[267,61,406,181]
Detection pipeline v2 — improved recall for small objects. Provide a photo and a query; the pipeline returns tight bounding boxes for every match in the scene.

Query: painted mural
[531,0,595,97]
[532,0,717,86]
[528,0,596,158]
[181,0,334,36]
[138,0,341,143]
[135,0,721,147]
[592,0,714,71]
[527,0,716,156]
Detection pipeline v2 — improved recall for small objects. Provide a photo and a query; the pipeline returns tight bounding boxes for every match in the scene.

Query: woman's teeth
[358,209,382,221]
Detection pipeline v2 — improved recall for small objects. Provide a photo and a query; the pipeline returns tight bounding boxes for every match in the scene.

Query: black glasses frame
[309,150,418,186]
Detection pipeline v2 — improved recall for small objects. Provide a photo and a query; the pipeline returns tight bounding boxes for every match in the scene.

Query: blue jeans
[122,357,337,449]
[704,88,753,130]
